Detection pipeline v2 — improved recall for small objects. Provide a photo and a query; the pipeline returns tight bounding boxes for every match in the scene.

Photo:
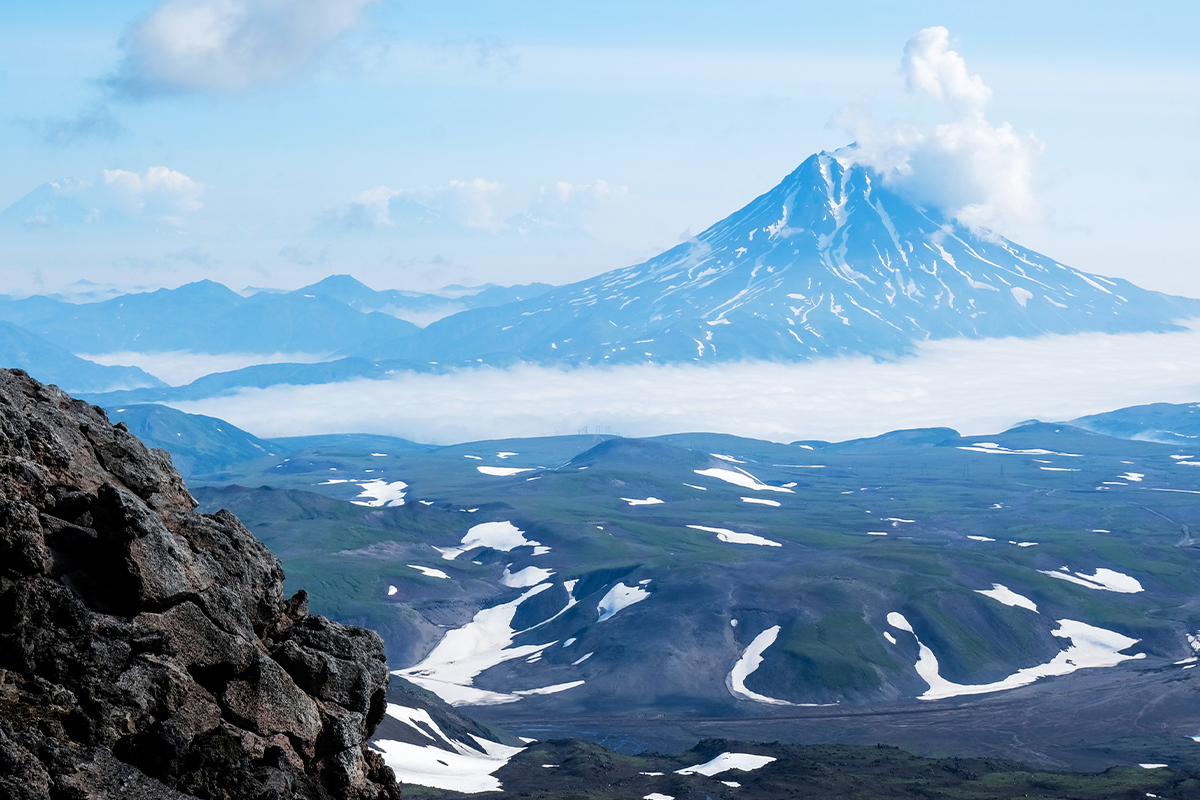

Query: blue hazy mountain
[391,151,1200,366]
[82,357,432,405]
[0,321,164,393]
[1070,402,1200,445]
[295,274,554,330]
[105,403,283,477]
[0,280,421,355]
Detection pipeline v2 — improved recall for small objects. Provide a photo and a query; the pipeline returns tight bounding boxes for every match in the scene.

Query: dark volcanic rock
[0,369,400,799]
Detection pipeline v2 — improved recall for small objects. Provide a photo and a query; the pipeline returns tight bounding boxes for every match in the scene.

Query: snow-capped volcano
[399,151,1199,365]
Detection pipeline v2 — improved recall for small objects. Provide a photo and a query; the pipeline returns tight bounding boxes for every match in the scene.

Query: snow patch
[958,443,1081,457]
[373,704,523,793]
[436,521,542,561]
[688,525,782,547]
[726,625,792,706]
[408,565,451,580]
[741,497,781,507]
[1040,567,1143,593]
[351,479,408,507]
[501,565,555,588]
[398,583,567,706]
[676,752,777,776]
[976,584,1038,612]
[694,467,794,493]
[597,582,651,622]
[478,466,536,477]
[622,497,664,506]
[888,613,1144,700]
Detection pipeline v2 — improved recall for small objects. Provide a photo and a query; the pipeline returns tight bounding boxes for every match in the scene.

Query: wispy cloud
[110,0,379,96]
[836,27,1042,232]
[172,328,1200,445]
[318,178,629,238]
[318,179,505,233]
[17,104,125,147]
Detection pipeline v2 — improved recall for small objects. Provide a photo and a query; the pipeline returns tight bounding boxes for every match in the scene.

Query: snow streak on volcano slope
[398,151,1199,366]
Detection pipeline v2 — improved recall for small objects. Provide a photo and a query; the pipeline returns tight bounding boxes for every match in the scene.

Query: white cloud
[320,178,629,237]
[4,168,204,229]
[319,179,507,233]
[113,0,378,94]
[438,178,505,232]
[517,180,629,233]
[103,166,204,224]
[172,327,1200,445]
[837,27,1041,232]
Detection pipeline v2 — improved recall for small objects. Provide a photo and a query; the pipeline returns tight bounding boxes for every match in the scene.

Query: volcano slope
[0,369,400,799]
[391,151,1200,367]
[178,411,1200,772]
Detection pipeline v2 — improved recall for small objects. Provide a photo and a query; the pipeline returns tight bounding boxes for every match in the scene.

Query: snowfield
[726,626,792,706]
[350,479,408,507]
[975,584,1038,612]
[676,752,777,776]
[398,584,569,706]
[372,703,524,793]
[478,466,536,476]
[694,467,795,493]
[886,613,1144,700]
[597,582,652,622]
[1040,567,1144,593]
[688,524,782,547]
[435,521,543,561]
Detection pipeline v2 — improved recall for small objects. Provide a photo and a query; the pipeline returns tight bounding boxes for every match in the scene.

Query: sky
[3,1,1199,300]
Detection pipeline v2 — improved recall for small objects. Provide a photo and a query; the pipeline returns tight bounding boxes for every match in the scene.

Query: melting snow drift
[435,521,543,561]
[727,626,792,706]
[688,524,782,547]
[350,479,408,507]
[975,584,1038,612]
[1040,567,1144,593]
[596,582,651,622]
[398,583,579,705]
[887,613,1144,700]
[676,752,777,776]
[373,703,522,793]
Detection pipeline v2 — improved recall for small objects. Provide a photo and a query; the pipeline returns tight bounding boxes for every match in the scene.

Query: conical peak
[700,149,886,248]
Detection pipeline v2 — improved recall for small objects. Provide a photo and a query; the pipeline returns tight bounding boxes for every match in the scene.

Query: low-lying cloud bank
[171,328,1200,445]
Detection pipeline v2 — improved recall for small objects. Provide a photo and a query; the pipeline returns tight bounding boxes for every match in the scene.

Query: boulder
[0,369,400,800]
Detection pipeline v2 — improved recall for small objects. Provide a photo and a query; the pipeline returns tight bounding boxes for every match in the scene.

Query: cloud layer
[112,0,378,95]
[838,27,1041,232]
[5,167,203,229]
[172,328,1200,445]
[319,178,628,237]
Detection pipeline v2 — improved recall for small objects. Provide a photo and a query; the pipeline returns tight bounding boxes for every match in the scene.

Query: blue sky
[3,1,1198,298]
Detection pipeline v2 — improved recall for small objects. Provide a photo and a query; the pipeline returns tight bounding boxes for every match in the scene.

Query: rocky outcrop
[0,369,400,800]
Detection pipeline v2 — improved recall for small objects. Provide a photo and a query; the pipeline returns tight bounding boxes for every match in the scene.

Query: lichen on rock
[0,369,401,800]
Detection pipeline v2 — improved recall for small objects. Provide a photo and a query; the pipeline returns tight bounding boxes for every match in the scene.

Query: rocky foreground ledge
[0,369,400,799]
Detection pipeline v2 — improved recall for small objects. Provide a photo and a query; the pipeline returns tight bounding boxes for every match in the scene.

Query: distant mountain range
[0,321,162,393]
[5,149,1199,401]
[0,277,553,367]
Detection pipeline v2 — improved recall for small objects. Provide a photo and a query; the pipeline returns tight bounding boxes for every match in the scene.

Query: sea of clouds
[168,327,1200,445]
